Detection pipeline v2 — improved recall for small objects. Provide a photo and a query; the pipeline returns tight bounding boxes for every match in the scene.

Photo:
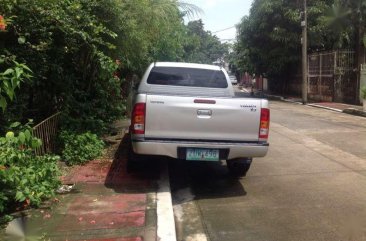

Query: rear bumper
[132,138,269,160]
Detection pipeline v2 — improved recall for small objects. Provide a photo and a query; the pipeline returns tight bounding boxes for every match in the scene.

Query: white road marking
[308,103,343,112]
[157,164,177,241]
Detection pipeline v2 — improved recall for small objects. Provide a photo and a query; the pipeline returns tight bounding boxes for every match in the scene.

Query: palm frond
[177,1,203,19]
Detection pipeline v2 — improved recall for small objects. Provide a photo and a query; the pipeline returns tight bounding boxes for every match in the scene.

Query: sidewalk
[264,92,366,118]
[4,122,159,241]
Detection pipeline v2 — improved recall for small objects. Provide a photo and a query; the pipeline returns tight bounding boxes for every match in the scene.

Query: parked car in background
[229,75,238,85]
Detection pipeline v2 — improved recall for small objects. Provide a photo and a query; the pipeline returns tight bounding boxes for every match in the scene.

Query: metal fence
[307,50,357,103]
[33,112,61,156]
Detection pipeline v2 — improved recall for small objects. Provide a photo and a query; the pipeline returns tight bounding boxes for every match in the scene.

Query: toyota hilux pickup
[128,62,270,176]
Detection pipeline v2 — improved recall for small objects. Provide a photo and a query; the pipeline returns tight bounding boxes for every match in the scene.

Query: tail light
[259,108,270,140]
[131,103,146,134]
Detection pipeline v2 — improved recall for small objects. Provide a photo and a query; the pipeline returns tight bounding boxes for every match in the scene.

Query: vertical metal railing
[307,50,356,103]
[32,112,61,156]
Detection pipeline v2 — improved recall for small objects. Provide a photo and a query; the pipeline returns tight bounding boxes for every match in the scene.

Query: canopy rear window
[147,67,228,88]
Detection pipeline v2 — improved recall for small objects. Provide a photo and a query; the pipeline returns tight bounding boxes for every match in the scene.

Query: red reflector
[194,99,216,104]
[259,108,270,139]
[132,103,146,134]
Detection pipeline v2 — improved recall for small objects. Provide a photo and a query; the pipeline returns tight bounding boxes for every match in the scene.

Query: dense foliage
[0,0,228,135]
[322,0,366,67]
[0,0,126,134]
[0,56,32,112]
[233,0,366,92]
[60,131,104,166]
[0,123,60,213]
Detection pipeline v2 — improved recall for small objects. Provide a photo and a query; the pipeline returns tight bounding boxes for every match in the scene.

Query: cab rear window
[147,67,228,88]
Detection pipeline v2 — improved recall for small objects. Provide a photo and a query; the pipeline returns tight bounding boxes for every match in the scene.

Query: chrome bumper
[132,139,269,160]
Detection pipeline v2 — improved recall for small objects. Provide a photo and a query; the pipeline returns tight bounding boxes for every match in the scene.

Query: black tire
[226,158,252,177]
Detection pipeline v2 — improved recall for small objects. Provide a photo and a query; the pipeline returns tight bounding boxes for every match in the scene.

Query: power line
[212,26,236,33]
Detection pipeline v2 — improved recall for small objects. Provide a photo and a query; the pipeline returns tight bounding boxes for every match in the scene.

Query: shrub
[361,86,366,100]
[60,131,104,166]
[0,126,60,213]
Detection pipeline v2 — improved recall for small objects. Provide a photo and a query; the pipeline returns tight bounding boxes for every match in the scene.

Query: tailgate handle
[197,109,212,116]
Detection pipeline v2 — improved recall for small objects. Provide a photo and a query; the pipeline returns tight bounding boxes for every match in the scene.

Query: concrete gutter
[342,108,366,117]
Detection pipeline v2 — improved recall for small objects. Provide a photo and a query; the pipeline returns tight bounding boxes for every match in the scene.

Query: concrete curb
[157,164,176,241]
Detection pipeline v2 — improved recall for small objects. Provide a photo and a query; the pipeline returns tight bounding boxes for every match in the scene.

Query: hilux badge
[241,104,257,112]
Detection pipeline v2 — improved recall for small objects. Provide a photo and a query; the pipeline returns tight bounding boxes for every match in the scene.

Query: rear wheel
[226,158,252,177]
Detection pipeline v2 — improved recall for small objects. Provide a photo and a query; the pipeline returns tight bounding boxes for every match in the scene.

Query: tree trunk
[356,24,365,68]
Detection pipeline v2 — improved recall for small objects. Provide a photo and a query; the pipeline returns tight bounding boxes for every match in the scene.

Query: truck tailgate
[145,95,262,142]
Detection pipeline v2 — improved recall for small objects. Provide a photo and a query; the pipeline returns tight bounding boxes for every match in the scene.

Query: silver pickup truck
[129,62,270,176]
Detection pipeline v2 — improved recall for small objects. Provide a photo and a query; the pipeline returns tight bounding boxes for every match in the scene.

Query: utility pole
[301,0,308,104]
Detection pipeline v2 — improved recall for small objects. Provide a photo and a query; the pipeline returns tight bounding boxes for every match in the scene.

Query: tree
[236,0,302,79]
[183,20,229,64]
[321,0,366,67]
[234,0,342,92]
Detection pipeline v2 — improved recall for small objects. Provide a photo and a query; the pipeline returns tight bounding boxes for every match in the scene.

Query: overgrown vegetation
[0,0,125,133]
[59,131,104,166]
[0,0,228,134]
[0,123,60,213]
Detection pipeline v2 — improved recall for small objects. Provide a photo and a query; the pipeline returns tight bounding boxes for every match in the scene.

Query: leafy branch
[0,55,32,112]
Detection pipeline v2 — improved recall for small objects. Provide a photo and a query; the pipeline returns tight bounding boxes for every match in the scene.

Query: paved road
[170,99,366,241]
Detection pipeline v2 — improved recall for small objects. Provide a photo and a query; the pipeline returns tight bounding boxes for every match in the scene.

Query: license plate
[186,148,219,161]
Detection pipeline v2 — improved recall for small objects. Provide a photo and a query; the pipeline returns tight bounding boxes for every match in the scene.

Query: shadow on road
[104,133,246,201]
[169,159,247,204]
[104,133,160,193]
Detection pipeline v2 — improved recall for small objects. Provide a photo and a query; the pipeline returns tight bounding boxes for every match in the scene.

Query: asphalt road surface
[170,95,366,241]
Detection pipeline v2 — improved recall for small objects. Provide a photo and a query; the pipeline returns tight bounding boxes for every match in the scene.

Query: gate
[308,50,357,103]
[33,112,61,155]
